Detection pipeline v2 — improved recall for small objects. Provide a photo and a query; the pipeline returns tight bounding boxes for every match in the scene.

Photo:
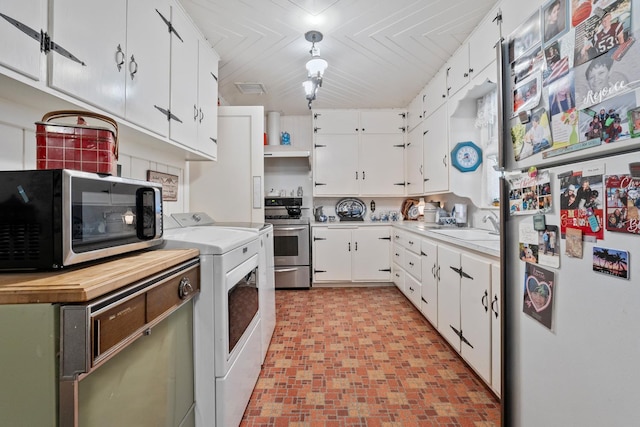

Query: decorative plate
[408,205,420,220]
[335,198,366,219]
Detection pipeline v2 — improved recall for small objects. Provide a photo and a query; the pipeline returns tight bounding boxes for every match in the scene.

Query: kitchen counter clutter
[0,249,200,304]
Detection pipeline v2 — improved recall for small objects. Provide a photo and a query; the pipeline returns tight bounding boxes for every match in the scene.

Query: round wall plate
[451,141,483,172]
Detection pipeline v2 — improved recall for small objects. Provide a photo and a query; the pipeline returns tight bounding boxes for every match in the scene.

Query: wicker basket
[36,110,118,175]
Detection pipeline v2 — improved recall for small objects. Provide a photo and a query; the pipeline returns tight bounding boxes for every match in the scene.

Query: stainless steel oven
[265,197,311,289]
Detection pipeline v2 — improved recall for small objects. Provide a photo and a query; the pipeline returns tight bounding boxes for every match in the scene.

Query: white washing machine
[162,222,261,427]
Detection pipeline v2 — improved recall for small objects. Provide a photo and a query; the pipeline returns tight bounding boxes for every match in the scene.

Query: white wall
[0,96,189,216]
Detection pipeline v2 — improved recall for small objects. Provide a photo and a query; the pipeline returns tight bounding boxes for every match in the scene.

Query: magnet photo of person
[574,42,640,110]
[574,0,632,66]
[509,10,542,63]
[548,71,575,116]
[543,0,568,44]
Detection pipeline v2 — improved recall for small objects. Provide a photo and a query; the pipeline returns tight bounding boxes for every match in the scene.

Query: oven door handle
[275,227,307,231]
[275,267,299,273]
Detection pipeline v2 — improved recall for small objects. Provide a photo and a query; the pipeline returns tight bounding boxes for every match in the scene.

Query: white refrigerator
[500,3,640,424]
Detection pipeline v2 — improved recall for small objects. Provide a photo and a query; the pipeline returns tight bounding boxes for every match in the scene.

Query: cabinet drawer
[392,244,405,267]
[405,273,421,309]
[392,264,405,291]
[404,234,420,254]
[404,251,421,280]
[147,265,200,322]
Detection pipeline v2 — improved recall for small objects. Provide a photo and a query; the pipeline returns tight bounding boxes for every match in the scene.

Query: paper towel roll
[267,112,281,145]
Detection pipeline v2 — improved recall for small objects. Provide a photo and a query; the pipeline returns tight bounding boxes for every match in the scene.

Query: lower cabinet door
[459,253,492,383]
[404,273,421,309]
[352,227,391,281]
[436,245,461,351]
[313,228,351,281]
[421,239,438,327]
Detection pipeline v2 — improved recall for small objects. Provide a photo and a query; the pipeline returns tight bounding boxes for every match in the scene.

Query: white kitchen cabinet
[437,244,462,350]
[459,252,492,384]
[0,0,46,81]
[358,134,406,195]
[313,226,391,283]
[491,262,501,397]
[196,41,219,158]
[169,2,219,158]
[405,124,424,196]
[437,243,492,383]
[313,109,359,134]
[423,68,447,119]
[392,263,405,293]
[420,238,438,327]
[49,0,171,136]
[351,227,392,281]
[313,109,406,196]
[468,6,501,81]
[406,93,423,132]
[49,0,127,115]
[446,44,471,98]
[422,104,449,194]
[313,134,359,195]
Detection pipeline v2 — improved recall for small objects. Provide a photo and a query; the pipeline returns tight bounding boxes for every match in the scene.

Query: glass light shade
[306,57,328,77]
[302,80,315,96]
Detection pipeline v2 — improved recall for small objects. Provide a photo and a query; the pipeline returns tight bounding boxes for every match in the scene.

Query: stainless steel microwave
[0,169,163,270]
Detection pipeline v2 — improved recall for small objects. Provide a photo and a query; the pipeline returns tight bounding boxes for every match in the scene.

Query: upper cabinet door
[49,0,127,115]
[313,134,359,195]
[423,104,449,194]
[0,0,46,81]
[313,110,359,134]
[359,133,405,196]
[423,68,447,119]
[468,7,501,79]
[169,3,199,148]
[359,110,405,134]
[446,44,470,97]
[197,40,219,158]
[125,0,171,136]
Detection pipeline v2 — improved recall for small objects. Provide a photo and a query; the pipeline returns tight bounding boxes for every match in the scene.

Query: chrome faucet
[482,211,500,235]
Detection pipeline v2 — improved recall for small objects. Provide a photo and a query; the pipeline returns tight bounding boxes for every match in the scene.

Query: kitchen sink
[430,228,500,241]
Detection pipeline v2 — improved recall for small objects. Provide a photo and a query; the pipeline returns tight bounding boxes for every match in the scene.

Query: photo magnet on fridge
[523,263,555,330]
[593,247,629,279]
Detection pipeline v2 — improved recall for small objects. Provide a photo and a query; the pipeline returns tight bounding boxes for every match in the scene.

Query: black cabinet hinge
[313,236,326,242]
[394,182,406,186]
[393,144,406,148]
[154,105,182,122]
[157,9,183,42]
[314,144,326,148]
[314,127,321,133]
[379,236,391,241]
[379,268,391,272]
[421,296,427,304]
[314,182,327,187]
[314,269,327,274]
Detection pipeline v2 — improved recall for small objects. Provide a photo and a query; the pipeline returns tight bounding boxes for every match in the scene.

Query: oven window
[228,268,259,353]
[274,236,299,257]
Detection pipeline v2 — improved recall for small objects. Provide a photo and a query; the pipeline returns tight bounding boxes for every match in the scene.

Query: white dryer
[162,223,261,427]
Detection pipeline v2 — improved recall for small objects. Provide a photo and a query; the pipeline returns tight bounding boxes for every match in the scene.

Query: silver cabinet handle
[129,55,138,80]
[275,268,298,273]
[115,44,125,71]
[275,227,306,231]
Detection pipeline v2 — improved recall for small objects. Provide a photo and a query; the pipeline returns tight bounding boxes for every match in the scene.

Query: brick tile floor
[241,286,500,427]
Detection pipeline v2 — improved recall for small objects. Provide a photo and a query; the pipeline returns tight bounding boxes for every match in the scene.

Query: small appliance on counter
[0,169,163,270]
[453,203,468,226]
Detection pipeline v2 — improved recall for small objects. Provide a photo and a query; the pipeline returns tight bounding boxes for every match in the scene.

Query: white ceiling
[181,0,499,116]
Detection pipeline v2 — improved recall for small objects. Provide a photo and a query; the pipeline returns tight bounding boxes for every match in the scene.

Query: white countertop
[393,222,501,258]
[311,220,501,258]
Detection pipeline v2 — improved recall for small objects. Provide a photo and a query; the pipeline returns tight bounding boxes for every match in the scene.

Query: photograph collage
[509,0,640,162]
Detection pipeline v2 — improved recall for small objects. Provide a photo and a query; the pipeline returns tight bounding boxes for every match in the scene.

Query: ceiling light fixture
[302,30,328,109]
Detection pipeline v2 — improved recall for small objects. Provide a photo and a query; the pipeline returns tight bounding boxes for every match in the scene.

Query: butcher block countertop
[0,249,200,304]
